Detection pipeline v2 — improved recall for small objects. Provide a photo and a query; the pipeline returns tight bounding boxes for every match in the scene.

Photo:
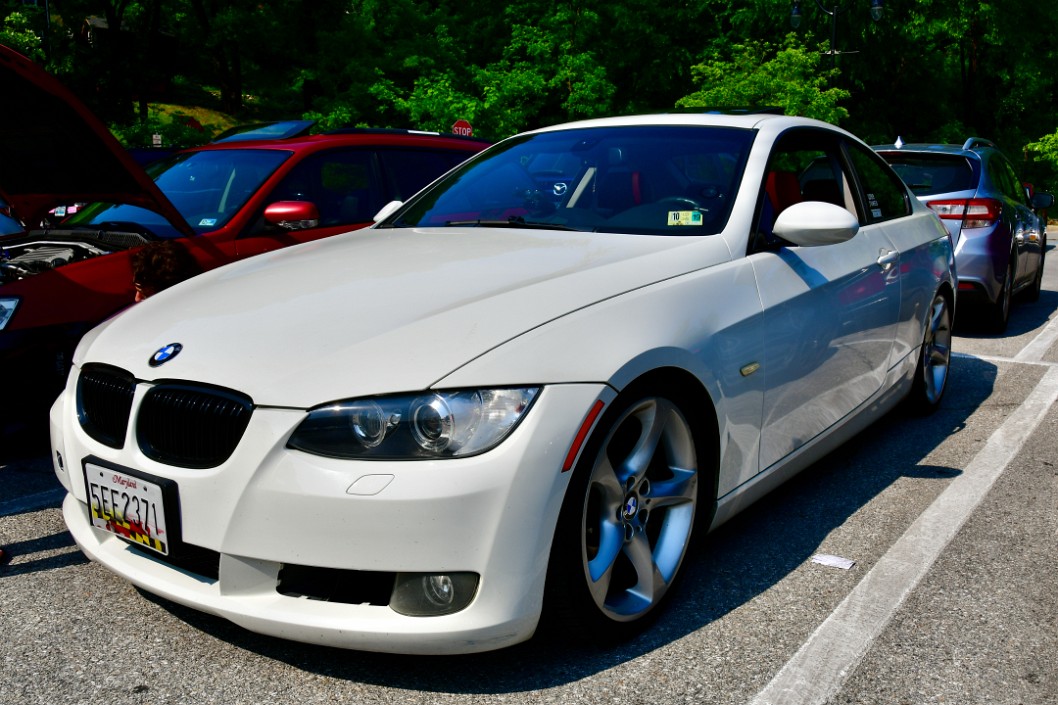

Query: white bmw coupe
[51,113,955,654]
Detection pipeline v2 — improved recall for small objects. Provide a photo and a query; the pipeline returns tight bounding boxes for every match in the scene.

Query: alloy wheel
[579,396,698,622]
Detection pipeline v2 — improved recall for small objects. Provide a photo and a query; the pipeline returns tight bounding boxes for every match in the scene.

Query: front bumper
[51,378,607,654]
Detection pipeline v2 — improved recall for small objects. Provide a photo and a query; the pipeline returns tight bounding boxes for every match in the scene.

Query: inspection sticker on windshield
[668,210,703,226]
[198,218,218,227]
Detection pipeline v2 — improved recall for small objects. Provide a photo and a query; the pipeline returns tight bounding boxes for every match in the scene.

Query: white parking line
[1016,310,1058,363]
[749,363,1058,705]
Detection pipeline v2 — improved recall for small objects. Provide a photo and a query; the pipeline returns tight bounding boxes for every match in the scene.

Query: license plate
[84,461,172,555]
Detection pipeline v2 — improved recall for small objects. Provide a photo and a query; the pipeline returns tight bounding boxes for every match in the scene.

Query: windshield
[66,149,291,237]
[387,125,754,236]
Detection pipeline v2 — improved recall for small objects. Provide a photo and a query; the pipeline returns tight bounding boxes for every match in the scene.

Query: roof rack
[962,137,996,151]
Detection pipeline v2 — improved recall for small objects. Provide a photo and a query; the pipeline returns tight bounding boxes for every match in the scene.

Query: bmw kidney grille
[76,365,254,468]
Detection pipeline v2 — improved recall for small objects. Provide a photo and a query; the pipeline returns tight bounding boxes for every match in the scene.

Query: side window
[757,128,856,244]
[1000,157,1028,205]
[379,149,473,201]
[845,142,911,223]
[268,150,380,227]
[986,156,1019,203]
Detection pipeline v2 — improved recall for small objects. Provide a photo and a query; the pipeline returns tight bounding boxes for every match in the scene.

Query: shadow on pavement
[0,531,88,577]
[955,287,1058,337]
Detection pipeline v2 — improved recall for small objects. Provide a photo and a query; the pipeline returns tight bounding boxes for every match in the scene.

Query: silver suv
[875,138,1053,331]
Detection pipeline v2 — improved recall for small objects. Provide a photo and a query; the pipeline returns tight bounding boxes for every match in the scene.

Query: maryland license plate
[84,461,173,556]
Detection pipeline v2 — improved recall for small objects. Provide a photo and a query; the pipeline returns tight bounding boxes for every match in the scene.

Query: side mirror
[264,201,320,231]
[373,200,404,223]
[1031,191,1054,210]
[773,201,860,247]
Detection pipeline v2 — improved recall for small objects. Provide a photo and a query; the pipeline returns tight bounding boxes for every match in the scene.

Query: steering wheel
[656,196,704,210]
[519,189,557,216]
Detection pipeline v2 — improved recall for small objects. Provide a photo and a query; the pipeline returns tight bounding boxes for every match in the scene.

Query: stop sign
[451,119,473,137]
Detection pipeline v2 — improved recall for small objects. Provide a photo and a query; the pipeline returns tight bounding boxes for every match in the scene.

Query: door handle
[877,250,899,272]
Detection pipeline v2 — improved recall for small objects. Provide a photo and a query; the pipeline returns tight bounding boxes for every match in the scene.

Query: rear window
[880,153,975,196]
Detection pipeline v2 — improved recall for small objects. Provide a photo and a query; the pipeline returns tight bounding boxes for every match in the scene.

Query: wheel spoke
[622,529,661,605]
[929,300,947,334]
[586,518,625,587]
[643,466,697,509]
[589,453,627,506]
[928,343,950,367]
[618,401,667,484]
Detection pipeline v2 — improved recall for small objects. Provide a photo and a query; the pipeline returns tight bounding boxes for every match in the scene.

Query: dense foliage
[4,0,1058,186]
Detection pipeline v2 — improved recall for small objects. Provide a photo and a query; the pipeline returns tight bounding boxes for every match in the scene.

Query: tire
[543,391,710,642]
[987,255,1015,333]
[906,291,952,415]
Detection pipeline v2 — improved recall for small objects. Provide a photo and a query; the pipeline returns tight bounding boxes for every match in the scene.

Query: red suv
[0,46,488,441]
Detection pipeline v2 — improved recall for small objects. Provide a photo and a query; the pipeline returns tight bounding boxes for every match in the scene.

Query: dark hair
[131,241,200,297]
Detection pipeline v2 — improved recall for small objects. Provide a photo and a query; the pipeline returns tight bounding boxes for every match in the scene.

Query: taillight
[927,198,1002,229]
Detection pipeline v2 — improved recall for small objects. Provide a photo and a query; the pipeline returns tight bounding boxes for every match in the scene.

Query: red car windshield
[66,149,291,237]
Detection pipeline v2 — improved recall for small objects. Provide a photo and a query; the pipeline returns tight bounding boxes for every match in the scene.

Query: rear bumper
[953,225,1010,304]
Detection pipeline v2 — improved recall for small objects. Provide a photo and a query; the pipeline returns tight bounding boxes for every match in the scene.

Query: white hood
[79,226,733,406]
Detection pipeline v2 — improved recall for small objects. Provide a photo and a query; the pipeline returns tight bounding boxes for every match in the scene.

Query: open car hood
[0,45,193,236]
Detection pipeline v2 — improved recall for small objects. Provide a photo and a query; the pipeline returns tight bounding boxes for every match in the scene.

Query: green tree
[1,12,45,61]
[677,35,850,124]
[1024,130,1058,189]
[359,1,617,139]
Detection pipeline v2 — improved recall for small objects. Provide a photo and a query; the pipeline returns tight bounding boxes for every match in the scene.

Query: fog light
[390,572,479,616]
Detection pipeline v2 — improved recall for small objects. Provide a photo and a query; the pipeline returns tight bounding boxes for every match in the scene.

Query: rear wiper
[445,216,585,231]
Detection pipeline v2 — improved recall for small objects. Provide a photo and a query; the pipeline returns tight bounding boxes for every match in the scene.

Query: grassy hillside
[111,103,242,148]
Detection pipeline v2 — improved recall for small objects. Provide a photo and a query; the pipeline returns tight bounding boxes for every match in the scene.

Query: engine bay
[0,229,150,284]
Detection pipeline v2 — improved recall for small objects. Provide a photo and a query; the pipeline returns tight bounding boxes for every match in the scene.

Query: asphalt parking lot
[2,263,1056,705]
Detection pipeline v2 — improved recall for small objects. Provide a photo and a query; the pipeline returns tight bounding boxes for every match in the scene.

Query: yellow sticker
[668,210,703,226]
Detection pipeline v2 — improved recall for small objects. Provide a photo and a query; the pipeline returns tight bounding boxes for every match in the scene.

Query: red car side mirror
[264,201,320,230]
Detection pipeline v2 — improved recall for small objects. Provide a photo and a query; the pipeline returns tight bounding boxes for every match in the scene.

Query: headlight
[288,387,540,459]
[0,297,19,330]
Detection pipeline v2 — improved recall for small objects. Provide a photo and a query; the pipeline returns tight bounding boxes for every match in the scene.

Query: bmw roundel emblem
[149,343,183,367]
[623,495,639,519]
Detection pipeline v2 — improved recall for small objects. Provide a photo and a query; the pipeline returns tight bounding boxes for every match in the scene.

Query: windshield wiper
[87,221,153,231]
[445,216,585,231]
